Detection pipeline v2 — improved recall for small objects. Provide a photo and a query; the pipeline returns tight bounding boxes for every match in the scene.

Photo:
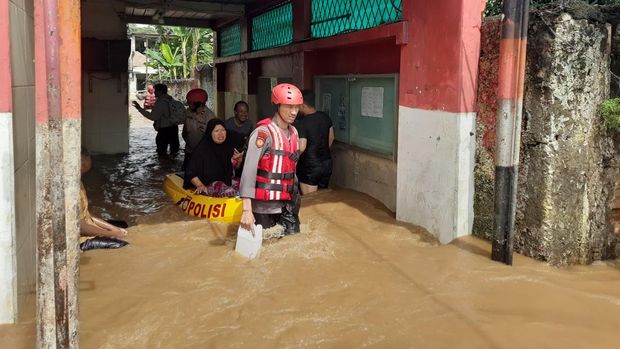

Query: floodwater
[2,119,620,349]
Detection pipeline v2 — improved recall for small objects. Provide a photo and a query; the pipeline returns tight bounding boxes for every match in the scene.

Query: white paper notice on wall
[361,87,384,118]
[321,93,332,116]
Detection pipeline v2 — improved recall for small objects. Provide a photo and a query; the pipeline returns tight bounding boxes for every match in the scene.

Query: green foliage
[139,25,214,80]
[145,43,183,80]
[598,98,620,132]
[484,0,620,17]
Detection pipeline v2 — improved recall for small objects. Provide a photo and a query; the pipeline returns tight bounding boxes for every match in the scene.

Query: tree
[140,25,214,80]
[145,43,183,80]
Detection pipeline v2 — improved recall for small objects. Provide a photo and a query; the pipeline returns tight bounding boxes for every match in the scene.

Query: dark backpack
[168,98,187,125]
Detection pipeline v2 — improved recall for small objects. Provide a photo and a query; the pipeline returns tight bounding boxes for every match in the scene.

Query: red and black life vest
[255,118,300,201]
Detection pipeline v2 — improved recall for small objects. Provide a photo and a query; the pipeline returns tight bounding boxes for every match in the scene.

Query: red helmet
[271,83,303,105]
[186,88,208,104]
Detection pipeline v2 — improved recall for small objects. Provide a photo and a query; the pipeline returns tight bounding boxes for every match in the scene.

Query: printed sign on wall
[361,87,384,118]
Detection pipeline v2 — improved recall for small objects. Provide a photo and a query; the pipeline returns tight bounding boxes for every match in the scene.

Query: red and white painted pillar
[35,0,81,346]
[0,0,18,324]
[396,0,486,243]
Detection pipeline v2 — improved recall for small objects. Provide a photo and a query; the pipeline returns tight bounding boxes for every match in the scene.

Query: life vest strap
[265,148,300,162]
[255,182,294,194]
[257,169,295,180]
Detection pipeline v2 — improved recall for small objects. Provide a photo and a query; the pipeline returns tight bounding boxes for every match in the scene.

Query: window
[311,0,403,39]
[135,38,147,53]
[251,1,293,51]
[315,75,397,155]
[219,24,242,57]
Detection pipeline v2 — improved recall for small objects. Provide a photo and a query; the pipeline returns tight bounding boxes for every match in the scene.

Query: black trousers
[156,126,179,155]
[253,193,302,234]
[253,213,281,230]
[298,158,332,189]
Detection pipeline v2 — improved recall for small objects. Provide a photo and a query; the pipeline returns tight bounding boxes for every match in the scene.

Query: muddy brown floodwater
[2,121,620,349]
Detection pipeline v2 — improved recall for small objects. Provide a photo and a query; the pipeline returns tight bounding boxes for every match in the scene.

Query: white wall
[396,106,475,244]
[0,112,17,323]
[6,0,36,322]
[81,0,130,154]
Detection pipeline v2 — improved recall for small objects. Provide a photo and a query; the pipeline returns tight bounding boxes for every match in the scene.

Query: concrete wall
[199,66,215,111]
[475,10,620,264]
[396,0,484,244]
[81,0,129,154]
[331,144,396,212]
[397,107,476,244]
[8,0,36,322]
[222,61,256,120]
[472,17,500,241]
[516,13,618,265]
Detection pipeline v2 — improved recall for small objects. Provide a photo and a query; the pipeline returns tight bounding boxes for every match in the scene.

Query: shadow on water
[82,125,185,225]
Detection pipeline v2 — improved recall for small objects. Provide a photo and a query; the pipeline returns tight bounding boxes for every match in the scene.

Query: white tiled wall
[9,0,36,320]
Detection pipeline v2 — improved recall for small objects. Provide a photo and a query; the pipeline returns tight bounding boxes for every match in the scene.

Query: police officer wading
[239,83,303,235]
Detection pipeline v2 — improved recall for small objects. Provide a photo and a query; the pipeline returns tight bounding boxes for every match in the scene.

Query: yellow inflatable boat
[163,174,243,223]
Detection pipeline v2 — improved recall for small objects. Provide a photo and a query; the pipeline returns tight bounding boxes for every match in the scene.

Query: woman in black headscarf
[184,118,244,197]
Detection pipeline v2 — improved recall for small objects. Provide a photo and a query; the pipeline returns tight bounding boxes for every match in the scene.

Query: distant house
[128,30,160,95]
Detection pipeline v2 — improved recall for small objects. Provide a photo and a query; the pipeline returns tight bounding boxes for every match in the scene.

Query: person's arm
[131,101,154,119]
[328,127,335,148]
[81,219,126,239]
[239,128,269,234]
[299,138,308,153]
[240,198,255,234]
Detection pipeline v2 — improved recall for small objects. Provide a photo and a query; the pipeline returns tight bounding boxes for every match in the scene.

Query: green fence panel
[219,24,241,57]
[252,2,293,51]
[311,0,402,39]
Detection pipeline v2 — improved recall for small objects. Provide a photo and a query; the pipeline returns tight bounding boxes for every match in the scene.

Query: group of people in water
[78,82,334,251]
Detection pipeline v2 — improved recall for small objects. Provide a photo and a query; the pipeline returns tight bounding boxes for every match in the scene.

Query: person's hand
[119,228,128,236]
[131,101,141,109]
[240,210,256,236]
[194,184,208,195]
[232,149,244,162]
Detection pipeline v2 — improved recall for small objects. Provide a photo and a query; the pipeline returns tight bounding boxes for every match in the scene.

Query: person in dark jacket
[184,118,244,197]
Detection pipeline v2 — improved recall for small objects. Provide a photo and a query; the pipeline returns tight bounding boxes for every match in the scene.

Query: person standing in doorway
[132,83,180,156]
[295,90,335,194]
[239,83,303,235]
[224,100,254,151]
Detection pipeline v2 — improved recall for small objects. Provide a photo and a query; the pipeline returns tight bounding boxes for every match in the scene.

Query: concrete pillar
[35,0,81,346]
[516,13,616,265]
[0,0,17,324]
[396,0,485,243]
